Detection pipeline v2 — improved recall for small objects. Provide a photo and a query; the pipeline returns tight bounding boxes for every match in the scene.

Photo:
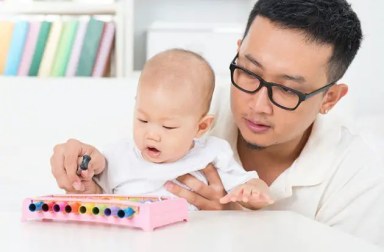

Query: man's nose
[248,86,273,114]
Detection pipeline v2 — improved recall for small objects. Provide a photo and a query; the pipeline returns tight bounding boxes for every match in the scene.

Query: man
[51,0,384,246]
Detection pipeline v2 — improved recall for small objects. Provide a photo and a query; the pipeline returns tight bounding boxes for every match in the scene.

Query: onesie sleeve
[92,144,114,194]
[92,140,133,194]
[208,136,259,192]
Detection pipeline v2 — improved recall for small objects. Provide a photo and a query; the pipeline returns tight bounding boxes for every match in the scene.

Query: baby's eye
[138,119,148,123]
[163,126,177,130]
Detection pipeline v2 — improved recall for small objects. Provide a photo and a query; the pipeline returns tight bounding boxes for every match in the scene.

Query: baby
[86,49,272,209]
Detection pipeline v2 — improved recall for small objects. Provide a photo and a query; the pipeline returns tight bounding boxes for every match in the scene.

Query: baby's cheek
[168,141,189,160]
[133,130,143,149]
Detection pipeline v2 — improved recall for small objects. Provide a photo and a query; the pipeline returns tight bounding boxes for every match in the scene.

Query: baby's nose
[146,130,161,142]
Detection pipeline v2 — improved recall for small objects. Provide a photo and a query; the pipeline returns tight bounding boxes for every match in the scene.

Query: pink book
[92,22,115,77]
[66,20,88,77]
[22,194,189,231]
[18,21,41,76]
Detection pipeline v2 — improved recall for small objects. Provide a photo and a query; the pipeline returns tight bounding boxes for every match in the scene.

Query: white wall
[339,0,384,117]
[133,0,252,70]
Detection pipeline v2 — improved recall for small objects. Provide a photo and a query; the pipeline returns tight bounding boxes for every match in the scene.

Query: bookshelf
[0,0,254,78]
[0,1,133,77]
[0,2,118,15]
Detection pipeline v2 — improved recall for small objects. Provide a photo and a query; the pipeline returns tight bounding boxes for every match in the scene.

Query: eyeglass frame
[229,53,336,111]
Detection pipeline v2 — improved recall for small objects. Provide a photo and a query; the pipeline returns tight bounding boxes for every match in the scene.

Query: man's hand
[165,164,241,210]
[220,178,274,210]
[50,139,105,194]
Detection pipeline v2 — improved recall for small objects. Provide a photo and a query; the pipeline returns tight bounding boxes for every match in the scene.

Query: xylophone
[22,194,189,231]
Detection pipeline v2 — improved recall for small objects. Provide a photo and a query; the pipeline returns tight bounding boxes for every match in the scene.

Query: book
[51,20,79,76]
[0,21,14,75]
[18,21,41,76]
[4,21,29,76]
[76,18,105,77]
[66,19,88,77]
[28,21,52,76]
[92,22,115,77]
[38,20,63,77]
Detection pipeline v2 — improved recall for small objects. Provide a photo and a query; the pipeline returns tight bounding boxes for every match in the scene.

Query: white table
[1,210,381,252]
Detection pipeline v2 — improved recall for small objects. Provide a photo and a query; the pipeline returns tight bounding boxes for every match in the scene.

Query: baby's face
[133,82,203,163]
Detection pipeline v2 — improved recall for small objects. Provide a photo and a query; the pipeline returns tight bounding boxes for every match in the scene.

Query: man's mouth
[245,118,271,133]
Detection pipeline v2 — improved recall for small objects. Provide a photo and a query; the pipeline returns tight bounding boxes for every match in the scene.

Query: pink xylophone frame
[22,194,189,231]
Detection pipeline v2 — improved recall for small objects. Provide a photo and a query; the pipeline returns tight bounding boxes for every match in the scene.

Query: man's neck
[237,126,312,186]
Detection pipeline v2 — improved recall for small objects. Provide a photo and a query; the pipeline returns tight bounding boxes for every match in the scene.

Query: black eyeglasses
[229,54,335,111]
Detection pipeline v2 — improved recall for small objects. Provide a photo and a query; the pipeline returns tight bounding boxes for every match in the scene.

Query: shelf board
[0,2,118,15]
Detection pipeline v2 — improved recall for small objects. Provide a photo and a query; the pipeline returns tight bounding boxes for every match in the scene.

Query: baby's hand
[219,178,273,210]
[51,139,106,193]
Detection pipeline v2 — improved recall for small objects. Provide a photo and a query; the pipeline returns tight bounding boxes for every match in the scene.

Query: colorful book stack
[0,17,115,77]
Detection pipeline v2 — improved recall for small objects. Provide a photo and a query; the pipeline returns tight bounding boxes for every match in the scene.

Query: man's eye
[240,68,257,79]
[274,85,298,98]
[280,85,292,92]
[163,126,177,130]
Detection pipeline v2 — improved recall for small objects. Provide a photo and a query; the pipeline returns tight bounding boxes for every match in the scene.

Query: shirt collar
[288,115,343,186]
[269,115,345,200]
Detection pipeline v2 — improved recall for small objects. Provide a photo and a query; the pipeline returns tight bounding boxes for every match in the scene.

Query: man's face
[231,16,333,149]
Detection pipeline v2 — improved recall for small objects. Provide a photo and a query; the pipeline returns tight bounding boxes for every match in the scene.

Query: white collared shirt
[209,83,384,247]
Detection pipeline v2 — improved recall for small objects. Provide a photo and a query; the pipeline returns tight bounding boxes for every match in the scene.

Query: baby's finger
[51,161,75,192]
[250,192,264,203]
[64,152,81,185]
[229,187,246,202]
[219,193,233,204]
[220,189,243,203]
[76,156,94,179]
[78,169,95,181]
[242,187,254,202]
[260,192,274,204]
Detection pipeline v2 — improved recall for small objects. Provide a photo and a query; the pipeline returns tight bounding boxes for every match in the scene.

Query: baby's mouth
[146,146,161,158]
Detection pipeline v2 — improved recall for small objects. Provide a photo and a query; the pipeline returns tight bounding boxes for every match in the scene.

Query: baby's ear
[195,115,215,138]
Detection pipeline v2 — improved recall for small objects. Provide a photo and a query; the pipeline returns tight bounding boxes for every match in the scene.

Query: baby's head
[134,49,215,163]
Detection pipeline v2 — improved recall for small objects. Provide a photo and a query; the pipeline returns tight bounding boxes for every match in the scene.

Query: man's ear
[320,83,348,114]
[195,115,215,138]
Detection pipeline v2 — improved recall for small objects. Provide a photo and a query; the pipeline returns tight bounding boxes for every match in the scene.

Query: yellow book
[38,20,63,77]
[0,21,14,74]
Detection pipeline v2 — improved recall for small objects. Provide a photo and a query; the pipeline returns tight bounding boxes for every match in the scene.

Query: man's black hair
[244,0,362,82]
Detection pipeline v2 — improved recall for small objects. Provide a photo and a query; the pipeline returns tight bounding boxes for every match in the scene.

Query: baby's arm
[219,178,273,210]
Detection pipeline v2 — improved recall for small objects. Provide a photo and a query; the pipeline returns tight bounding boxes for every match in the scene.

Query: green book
[76,18,104,76]
[28,21,52,76]
[51,20,79,77]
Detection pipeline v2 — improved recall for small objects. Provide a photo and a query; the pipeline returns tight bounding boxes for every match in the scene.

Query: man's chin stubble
[240,134,266,150]
[245,141,266,150]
